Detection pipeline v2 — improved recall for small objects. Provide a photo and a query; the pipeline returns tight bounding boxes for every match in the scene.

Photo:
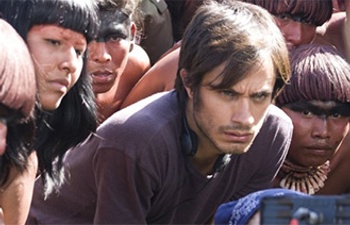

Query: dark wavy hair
[0,19,36,186]
[96,0,142,39]
[0,0,99,192]
[175,0,291,109]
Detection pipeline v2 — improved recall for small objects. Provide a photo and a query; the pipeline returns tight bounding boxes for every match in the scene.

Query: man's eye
[279,15,289,20]
[299,18,315,26]
[111,37,122,42]
[252,92,269,103]
[107,35,124,42]
[221,90,235,97]
[301,110,313,116]
[276,13,291,21]
[330,112,342,118]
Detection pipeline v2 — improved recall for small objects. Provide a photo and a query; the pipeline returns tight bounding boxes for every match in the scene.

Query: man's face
[282,100,350,167]
[88,10,132,94]
[270,1,319,51]
[274,14,317,51]
[187,55,276,155]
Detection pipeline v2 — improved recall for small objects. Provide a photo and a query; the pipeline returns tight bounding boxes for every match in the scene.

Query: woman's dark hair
[0,19,36,186]
[0,0,99,192]
[0,0,98,42]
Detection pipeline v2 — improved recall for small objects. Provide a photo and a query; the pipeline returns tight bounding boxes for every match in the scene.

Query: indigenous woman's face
[282,100,350,167]
[27,25,87,111]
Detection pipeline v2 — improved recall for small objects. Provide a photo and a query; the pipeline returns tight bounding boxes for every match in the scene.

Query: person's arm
[0,151,38,225]
[123,44,151,86]
[158,40,181,60]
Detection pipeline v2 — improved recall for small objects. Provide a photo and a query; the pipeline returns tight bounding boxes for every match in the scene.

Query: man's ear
[180,68,193,99]
[129,23,136,52]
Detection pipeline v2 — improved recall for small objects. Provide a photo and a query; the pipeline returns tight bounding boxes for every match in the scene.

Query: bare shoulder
[145,47,180,89]
[317,132,350,194]
[331,131,350,166]
[127,44,151,75]
[314,12,346,52]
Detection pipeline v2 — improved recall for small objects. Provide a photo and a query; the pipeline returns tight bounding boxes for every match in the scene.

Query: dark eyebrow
[250,90,272,95]
[219,88,241,97]
[283,101,350,117]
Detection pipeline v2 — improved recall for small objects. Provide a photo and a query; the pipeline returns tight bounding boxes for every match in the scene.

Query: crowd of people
[0,0,349,224]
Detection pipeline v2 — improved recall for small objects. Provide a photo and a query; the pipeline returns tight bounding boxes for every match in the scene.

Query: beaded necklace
[278,159,330,194]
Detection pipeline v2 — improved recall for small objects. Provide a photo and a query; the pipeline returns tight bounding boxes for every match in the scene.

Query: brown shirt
[27,91,292,224]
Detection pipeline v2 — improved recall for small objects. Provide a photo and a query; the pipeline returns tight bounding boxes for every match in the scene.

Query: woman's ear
[180,68,193,99]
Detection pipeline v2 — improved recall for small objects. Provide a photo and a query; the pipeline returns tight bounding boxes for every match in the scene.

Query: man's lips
[91,71,114,83]
[91,70,113,77]
[223,130,253,143]
[304,145,333,156]
[305,145,332,151]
